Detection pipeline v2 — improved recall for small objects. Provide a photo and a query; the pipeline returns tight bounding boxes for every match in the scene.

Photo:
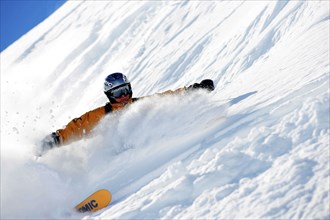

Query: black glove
[187,79,215,92]
[38,132,60,156]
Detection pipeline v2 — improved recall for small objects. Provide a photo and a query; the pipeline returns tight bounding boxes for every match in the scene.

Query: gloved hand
[38,132,60,156]
[187,79,215,92]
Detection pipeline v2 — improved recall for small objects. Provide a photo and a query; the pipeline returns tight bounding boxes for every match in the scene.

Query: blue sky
[1,0,67,52]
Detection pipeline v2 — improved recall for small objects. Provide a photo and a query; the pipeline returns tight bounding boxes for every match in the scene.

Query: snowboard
[75,189,112,213]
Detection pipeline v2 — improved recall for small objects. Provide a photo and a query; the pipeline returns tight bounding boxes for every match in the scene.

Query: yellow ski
[75,189,112,213]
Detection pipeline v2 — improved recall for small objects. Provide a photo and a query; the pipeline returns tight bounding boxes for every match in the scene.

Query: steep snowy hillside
[1,1,329,219]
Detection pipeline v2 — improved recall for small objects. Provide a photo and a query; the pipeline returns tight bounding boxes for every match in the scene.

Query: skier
[39,72,214,156]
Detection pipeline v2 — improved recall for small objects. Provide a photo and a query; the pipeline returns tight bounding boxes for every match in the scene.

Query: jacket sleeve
[157,87,187,95]
[56,106,106,145]
[134,87,187,101]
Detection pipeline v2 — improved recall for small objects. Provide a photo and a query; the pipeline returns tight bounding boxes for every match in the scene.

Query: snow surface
[1,1,329,219]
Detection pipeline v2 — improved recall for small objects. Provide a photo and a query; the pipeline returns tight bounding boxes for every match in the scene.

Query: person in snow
[40,72,214,155]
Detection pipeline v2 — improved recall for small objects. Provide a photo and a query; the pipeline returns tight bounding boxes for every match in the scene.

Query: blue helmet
[104,73,132,103]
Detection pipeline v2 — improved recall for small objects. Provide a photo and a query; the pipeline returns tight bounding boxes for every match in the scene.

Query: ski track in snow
[1,1,329,219]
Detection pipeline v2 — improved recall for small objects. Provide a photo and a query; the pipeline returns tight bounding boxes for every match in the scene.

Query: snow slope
[1,1,329,219]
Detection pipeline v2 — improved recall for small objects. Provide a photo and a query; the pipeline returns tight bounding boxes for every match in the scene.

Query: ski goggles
[106,84,131,99]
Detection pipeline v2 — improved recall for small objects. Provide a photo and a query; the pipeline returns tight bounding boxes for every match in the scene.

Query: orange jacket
[55,87,186,145]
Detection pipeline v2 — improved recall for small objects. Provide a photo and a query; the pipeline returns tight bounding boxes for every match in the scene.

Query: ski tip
[75,189,112,213]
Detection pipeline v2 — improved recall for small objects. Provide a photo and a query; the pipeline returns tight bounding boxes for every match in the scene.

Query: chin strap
[105,102,113,114]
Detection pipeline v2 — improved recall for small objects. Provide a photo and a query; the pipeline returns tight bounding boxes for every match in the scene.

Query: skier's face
[114,94,130,104]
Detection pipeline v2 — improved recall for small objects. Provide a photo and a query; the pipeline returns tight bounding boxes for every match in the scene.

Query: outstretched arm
[158,79,215,95]
[38,105,107,156]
